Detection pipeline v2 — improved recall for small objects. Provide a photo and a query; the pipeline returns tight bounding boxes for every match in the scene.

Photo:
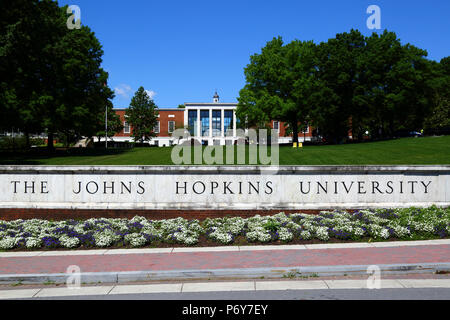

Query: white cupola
[213,91,220,103]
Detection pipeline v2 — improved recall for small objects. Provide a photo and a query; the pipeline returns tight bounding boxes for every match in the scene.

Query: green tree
[125,87,159,144]
[363,31,432,138]
[237,37,318,143]
[0,0,114,150]
[424,56,450,132]
[0,0,51,145]
[312,29,367,143]
[311,29,433,142]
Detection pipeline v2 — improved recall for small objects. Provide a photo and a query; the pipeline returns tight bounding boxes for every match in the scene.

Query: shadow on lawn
[0,147,130,165]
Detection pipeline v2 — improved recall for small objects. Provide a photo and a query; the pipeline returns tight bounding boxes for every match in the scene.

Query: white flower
[353,227,366,237]
[392,225,411,238]
[278,228,293,242]
[302,222,315,232]
[380,228,390,239]
[411,222,434,233]
[300,230,312,240]
[25,237,42,249]
[245,230,272,243]
[315,227,329,241]
[94,233,115,247]
[182,237,198,246]
[166,230,199,245]
[60,236,80,249]
[257,232,272,243]
[0,237,17,250]
[125,233,147,247]
[0,208,446,251]
[209,231,233,244]
[245,231,259,242]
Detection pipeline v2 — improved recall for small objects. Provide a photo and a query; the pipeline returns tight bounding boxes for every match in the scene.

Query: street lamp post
[104,82,108,149]
[105,105,108,149]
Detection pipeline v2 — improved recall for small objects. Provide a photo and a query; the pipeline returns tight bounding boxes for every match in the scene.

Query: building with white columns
[183,91,238,146]
[111,92,314,146]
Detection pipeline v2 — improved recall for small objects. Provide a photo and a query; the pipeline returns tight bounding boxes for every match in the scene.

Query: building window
[224,110,233,135]
[154,121,160,134]
[200,110,210,137]
[188,110,197,136]
[124,122,130,134]
[212,110,221,137]
[168,121,175,134]
[273,121,280,133]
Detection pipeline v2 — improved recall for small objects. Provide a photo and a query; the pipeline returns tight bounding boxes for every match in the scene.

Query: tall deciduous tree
[424,56,450,133]
[237,37,319,143]
[312,29,367,143]
[362,31,432,139]
[0,0,114,150]
[125,87,159,144]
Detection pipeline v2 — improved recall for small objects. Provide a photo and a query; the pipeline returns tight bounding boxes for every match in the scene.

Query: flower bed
[0,207,449,251]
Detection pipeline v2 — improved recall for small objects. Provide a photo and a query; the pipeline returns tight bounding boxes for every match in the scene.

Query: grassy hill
[1,136,449,166]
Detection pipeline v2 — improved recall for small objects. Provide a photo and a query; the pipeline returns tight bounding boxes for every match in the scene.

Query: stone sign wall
[0,166,449,211]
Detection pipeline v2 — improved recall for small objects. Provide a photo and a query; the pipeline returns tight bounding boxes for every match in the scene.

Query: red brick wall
[272,121,314,138]
[115,110,130,137]
[115,109,316,140]
[0,208,349,221]
[114,109,184,138]
[156,110,185,137]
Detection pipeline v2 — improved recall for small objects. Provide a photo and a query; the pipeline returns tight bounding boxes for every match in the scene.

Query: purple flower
[42,236,61,249]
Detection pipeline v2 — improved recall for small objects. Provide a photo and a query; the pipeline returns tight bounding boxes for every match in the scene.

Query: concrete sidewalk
[0,240,450,285]
[3,278,450,300]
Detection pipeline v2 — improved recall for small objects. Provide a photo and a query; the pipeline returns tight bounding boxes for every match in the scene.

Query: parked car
[394,130,423,138]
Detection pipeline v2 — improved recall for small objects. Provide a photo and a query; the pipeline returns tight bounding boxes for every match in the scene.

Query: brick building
[108,92,314,146]
[113,108,185,146]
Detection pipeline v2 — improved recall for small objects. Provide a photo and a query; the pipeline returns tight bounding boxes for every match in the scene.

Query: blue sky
[59,0,450,108]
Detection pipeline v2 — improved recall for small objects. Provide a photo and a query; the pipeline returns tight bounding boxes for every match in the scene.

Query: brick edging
[0,208,363,221]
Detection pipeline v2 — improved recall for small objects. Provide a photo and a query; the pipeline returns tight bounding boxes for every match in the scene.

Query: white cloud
[114,84,133,98]
[145,90,157,100]
[114,85,157,101]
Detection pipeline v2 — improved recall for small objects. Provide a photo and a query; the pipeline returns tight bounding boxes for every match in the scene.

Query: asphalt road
[20,288,450,300]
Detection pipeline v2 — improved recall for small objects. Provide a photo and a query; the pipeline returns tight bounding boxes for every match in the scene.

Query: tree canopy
[237,37,318,143]
[0,0,114,149]
[423,57,450,133]
[238,29,448,143]
[125,87,159,144]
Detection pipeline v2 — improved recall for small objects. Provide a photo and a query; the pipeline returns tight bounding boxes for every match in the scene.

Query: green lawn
[1,136,449,166]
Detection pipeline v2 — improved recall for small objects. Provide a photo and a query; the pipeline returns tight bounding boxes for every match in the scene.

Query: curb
[2,239,450,258]
[1,262,450,285]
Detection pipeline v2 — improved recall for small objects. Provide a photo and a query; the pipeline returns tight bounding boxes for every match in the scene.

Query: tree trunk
[292,121,299,144]
[25,131,30,149]
[65,132,70,148]
[47,132,55,151]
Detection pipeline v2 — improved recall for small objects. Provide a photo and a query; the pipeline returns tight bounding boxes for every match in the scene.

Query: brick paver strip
[0,245,449,275]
